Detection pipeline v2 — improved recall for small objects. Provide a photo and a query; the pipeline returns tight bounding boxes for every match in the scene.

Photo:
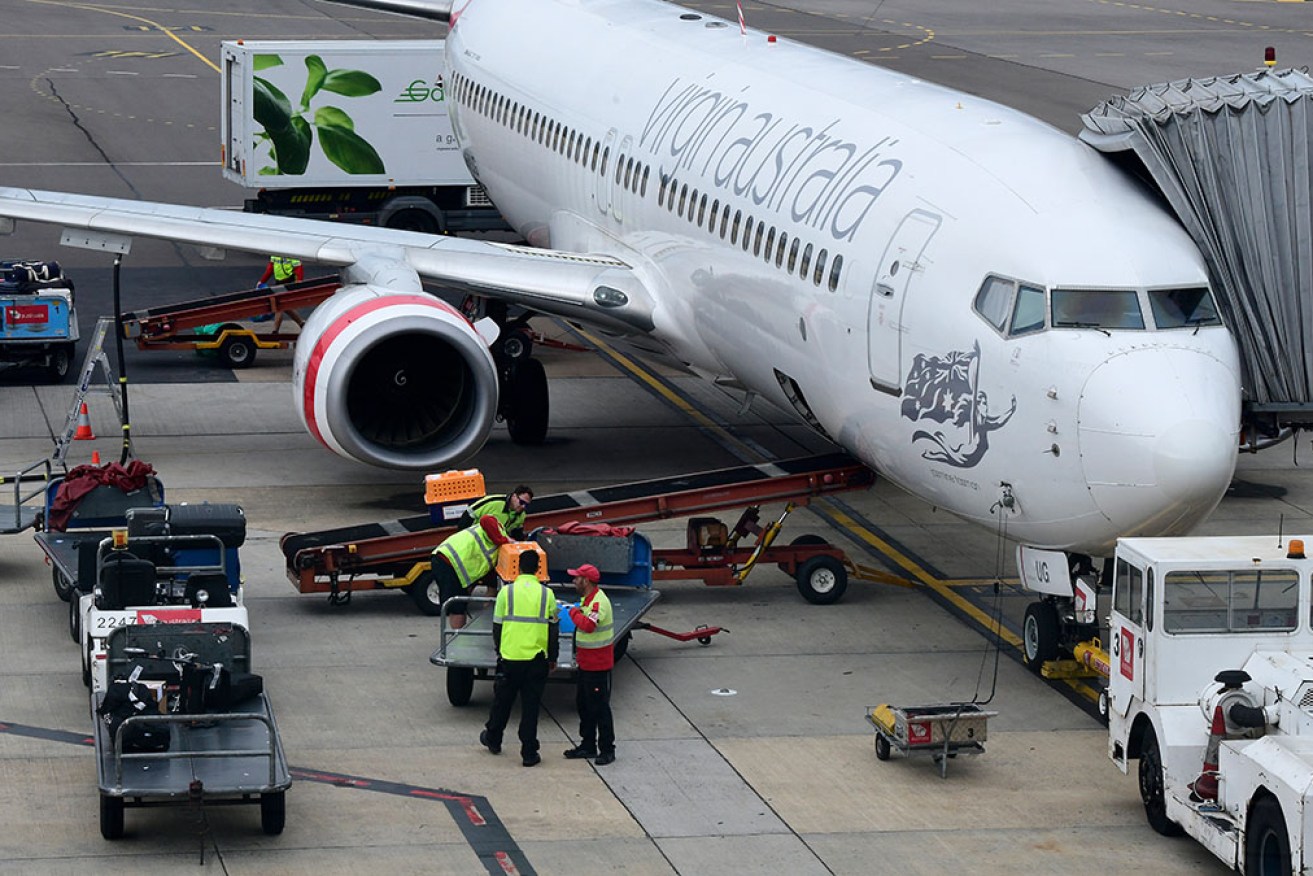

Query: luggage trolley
[865,702,998,778]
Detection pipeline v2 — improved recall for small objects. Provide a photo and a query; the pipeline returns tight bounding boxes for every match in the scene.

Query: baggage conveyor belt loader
[280,453,911,614]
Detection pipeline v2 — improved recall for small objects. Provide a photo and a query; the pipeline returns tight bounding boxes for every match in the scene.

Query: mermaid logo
[901,341,1015,468]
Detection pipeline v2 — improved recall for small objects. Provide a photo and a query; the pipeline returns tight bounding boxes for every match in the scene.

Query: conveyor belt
[120,276,341,337]
[281,452,874,589]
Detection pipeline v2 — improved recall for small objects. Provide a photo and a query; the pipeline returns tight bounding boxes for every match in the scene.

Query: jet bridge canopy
[1080,68,1313,423]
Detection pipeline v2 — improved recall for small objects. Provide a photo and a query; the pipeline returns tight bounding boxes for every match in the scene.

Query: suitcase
[167,503,246,547]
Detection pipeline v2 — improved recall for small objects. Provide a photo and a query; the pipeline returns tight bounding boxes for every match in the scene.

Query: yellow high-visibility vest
[270,256,301,282]
[573,587,614,648]
[494,573,559,660]
[433,522,500,589]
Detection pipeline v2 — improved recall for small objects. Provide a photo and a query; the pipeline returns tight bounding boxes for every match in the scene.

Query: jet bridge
[1080,68,1313,435]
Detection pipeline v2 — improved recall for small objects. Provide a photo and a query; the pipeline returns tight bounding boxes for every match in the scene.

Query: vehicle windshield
[1148,287,1223,328]
[1051,289,1144,330]
[1162,568,1300,634]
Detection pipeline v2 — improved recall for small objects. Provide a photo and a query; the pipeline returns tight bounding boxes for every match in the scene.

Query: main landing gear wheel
[796,555,848,605]
[506,358,549,445]
[1022,601,1060,672]
[447,667,475,706]
[218,324,256,369]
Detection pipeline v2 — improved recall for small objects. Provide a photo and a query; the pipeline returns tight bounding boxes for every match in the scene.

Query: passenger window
[641,166,650,197]
[828,254,843,292]
[698,193,707,227]
[973,276,1013,331]
[742,217,753,251]
[814,250,827,286]
[1149,287,1222,328]
[720,207,729,238]
[787,238,799,273]
[776,233,788,268]
[600,146,610,176]
[764,227,775,261]
[731,211,741,245]
[1009,284,1046,336]
[800,243,812,277]
[658,174,669,207]
[678,184,688,218]
[1052,289,1145,330]
[753,223,764,256]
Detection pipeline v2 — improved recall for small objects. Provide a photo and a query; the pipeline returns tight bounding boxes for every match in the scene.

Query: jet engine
[292,285,499,469]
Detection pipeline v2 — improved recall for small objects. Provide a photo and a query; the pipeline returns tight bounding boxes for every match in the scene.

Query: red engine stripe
[303,294,465,447]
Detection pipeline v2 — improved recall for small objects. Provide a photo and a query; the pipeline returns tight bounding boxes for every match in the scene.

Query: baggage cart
[93,622,290,839]
[865,702,997,778]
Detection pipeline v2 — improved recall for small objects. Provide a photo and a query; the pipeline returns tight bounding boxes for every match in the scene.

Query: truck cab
[0,259,77,381]
[1109,535,1313,874]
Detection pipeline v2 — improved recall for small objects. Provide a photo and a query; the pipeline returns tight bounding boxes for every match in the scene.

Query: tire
[52,565,74,602]
[499,323,534,362]
[385,208,440,234]
[613,631,632,662]
[410,571,444,616]
[99,793,124,840]
[218,332,256,369]
[506,358,549,445]
[1023,601,1061,671]
[46,343,73,383]
[1139,727,1184,837]
[875,733,891,761]
[447,667,475,706]
[1246,795,1291,876]
[68,591,81,643]
[779,534,827,573]
[260,791,286,836]
[796,555,847,605]
[81,638,92,688]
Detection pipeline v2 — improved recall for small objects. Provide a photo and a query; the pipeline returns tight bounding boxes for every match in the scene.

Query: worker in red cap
[562,562,616,765]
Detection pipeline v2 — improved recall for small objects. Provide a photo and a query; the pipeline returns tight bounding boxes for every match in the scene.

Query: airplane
[0,0,1239,624]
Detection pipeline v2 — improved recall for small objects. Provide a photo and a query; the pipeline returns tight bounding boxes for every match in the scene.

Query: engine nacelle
[293,285,499,469]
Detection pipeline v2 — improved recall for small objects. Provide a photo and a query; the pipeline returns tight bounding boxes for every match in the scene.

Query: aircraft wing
[0,187,656,333]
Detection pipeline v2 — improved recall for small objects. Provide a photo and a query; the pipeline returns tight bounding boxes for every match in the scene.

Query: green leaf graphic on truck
[252,54,386,176]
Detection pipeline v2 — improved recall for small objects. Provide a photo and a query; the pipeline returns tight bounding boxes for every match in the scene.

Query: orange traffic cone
[1190,704,1226,802]
[91,450,101,466]
[73,402,95,440]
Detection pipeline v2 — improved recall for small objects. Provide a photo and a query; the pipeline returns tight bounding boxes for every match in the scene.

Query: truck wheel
[1022,601,1060,671]
[385,208,440,234]
[1246,795,1291,876]
[411,571,443,616]
[447,667,475,706]
[260,791,286,836]
[46,343,73,383]
[99,793,125,840]
[81,640,91,688]
[506,358,549,445]
[796,555,848,605]
[52,565,74,602]
[68,592,81,643]
[613,631,632,662]
[779,534,827,572]
[218,332,256,369]
[1138,728,1184,837]
[874,732,891,761]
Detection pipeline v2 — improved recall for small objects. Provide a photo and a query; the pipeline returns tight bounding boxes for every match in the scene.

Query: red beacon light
[1265,47,1277,68]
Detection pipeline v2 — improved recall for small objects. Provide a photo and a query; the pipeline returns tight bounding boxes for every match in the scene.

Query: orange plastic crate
[424,469,486,506]
[496,541,548,582]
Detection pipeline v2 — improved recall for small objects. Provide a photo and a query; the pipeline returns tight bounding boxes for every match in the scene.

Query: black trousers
[575,668,614,754]
[484,654,549,757]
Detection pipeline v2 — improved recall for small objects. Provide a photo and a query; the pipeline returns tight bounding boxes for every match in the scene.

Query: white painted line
[106,71,138,76]
[162,73,198,79]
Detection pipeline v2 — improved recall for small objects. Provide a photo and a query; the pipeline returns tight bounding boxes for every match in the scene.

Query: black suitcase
[167,503,246,547]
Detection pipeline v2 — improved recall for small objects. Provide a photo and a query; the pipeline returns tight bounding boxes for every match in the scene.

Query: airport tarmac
[0,0,1309,873]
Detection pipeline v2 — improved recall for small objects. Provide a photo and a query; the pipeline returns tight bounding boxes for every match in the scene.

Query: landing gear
[477,302,550,445]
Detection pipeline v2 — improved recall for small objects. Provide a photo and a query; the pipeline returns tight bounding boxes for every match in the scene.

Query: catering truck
[1109,534,1313,875]
[220,39,508,234]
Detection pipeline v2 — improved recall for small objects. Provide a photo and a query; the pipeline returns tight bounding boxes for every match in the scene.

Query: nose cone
[1078,347,1238,540]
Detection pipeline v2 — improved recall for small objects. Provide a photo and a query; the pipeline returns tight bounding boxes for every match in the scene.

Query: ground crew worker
[258,255,303,286]
[459,486,533,539]
[255,255,306,330]
[480,549,559,767]
[562,563,616,765]
[430,515,509,629]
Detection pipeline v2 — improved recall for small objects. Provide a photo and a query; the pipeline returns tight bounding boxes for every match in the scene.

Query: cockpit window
[1149,287,1222,328]
[1051,289,1145,330]
[1010,284,1046,336]
[973,276,1012,331]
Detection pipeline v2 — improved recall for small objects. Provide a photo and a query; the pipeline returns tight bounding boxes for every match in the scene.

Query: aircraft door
[611,134,633,223]
[1108,557,1147,717]
[867,210,941,394]
[596,128,617,216]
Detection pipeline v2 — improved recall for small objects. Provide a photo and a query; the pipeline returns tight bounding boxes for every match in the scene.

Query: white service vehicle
[1109,534,1313,875]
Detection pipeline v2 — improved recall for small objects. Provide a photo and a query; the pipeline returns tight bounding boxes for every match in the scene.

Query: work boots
[563,745,596,760]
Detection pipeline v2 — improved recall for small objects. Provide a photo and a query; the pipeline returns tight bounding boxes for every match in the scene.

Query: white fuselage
[445,0,1240,555]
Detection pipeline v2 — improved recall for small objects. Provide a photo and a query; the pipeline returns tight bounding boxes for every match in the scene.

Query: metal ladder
[52,316,127,468]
